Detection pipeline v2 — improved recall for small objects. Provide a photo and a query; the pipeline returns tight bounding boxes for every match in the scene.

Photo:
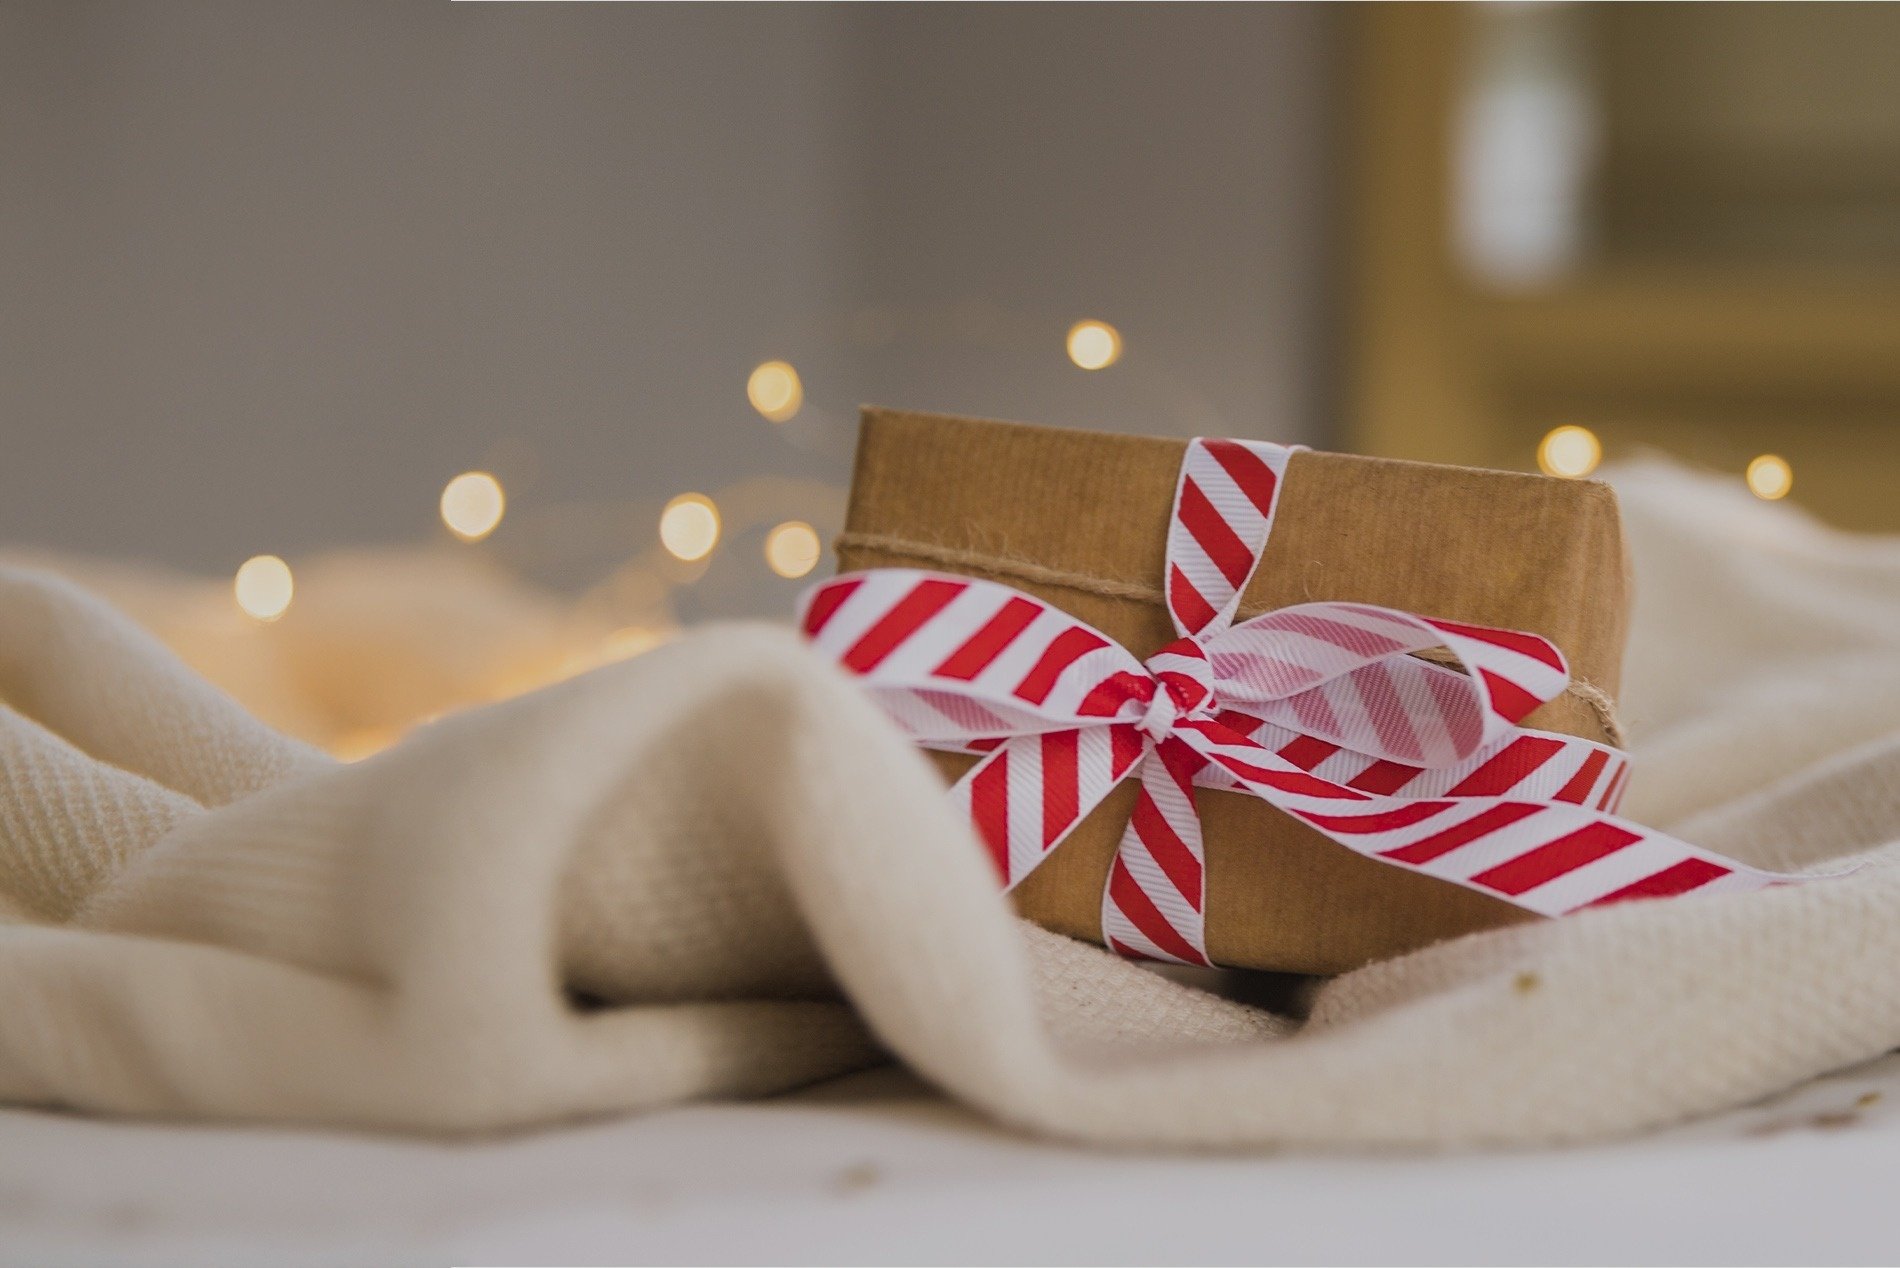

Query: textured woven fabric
[0,462,1894,1147]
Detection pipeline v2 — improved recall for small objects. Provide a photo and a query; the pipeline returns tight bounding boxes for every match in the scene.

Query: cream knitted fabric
[0,463,1895,1147]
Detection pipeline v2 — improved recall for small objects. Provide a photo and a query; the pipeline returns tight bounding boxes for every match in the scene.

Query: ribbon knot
[801,436,1804,967]
[1138,637,1215,741]
[1135,688,1183,743]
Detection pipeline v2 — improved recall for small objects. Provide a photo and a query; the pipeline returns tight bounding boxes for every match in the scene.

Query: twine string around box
[802,438,1824,967]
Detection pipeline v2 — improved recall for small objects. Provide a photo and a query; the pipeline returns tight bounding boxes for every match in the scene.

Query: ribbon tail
[1101,736,1213,966]
[1279,792,1809,915]
[948,725,1146,892]
[1183,724,1819,917]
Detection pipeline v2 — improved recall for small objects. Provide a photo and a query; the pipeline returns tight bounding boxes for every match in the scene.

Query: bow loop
[1200,601,1572,769]
[798,569,1156,749]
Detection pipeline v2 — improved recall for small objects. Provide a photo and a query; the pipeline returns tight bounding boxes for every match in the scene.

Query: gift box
[827,406,1632,975]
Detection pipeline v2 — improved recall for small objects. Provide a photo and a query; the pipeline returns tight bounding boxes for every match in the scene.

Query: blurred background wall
[12,0,1898,748]
[1350,4,1900,528]
[2,13,1897,1246]
[1,2,1338,606]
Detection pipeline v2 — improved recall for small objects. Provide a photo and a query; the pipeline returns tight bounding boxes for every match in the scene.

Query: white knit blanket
[1,462,1895,1148]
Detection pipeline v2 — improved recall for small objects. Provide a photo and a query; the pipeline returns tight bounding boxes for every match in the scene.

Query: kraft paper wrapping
[835,407,1631,974]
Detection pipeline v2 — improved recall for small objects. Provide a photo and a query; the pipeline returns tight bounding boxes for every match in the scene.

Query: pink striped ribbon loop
[799,438,1812,968]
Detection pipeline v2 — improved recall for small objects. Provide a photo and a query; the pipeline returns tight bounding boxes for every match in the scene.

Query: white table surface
[3,1052,1896,1267]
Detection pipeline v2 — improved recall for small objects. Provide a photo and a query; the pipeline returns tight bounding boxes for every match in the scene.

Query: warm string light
[221,305,1828,773]
[234,317,1073,759]
[1066,319,1122,370]
[600,625,670,661]
[1537,425,1601,478]
[659,493,721,561]
[233,554,294,622]
[747,360,803,422]
[764,520,821,579]
[331,726,400,762]
[1746,454,1793,501]
[440,471,506,542]
[329,623,678,762]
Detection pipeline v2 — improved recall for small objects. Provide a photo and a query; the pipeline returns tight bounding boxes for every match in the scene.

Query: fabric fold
[0,462,1896,1146]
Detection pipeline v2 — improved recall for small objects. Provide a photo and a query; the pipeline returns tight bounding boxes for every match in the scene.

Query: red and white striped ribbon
[799,438,1817,967]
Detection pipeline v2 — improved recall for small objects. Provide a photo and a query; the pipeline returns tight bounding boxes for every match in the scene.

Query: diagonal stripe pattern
[798,437,1829,967]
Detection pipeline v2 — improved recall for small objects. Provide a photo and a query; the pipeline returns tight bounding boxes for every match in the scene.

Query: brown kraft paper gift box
[833,407,1632,975]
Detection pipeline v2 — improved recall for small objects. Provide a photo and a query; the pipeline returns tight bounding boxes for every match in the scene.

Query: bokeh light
[440,471,506,542]
[764,520,822,579]
[747,360,803,422]
[659,493,721,561]
[234,554,294,622]
[1537,425,1602,478]
[1066,320,1122,370]
[1746,453,1793,501]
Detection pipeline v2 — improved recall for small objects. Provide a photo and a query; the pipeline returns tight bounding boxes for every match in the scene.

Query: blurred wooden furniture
[1345,3,1900,530]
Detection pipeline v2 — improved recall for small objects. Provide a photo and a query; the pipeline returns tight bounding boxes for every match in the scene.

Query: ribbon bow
[801,438,1796,966]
